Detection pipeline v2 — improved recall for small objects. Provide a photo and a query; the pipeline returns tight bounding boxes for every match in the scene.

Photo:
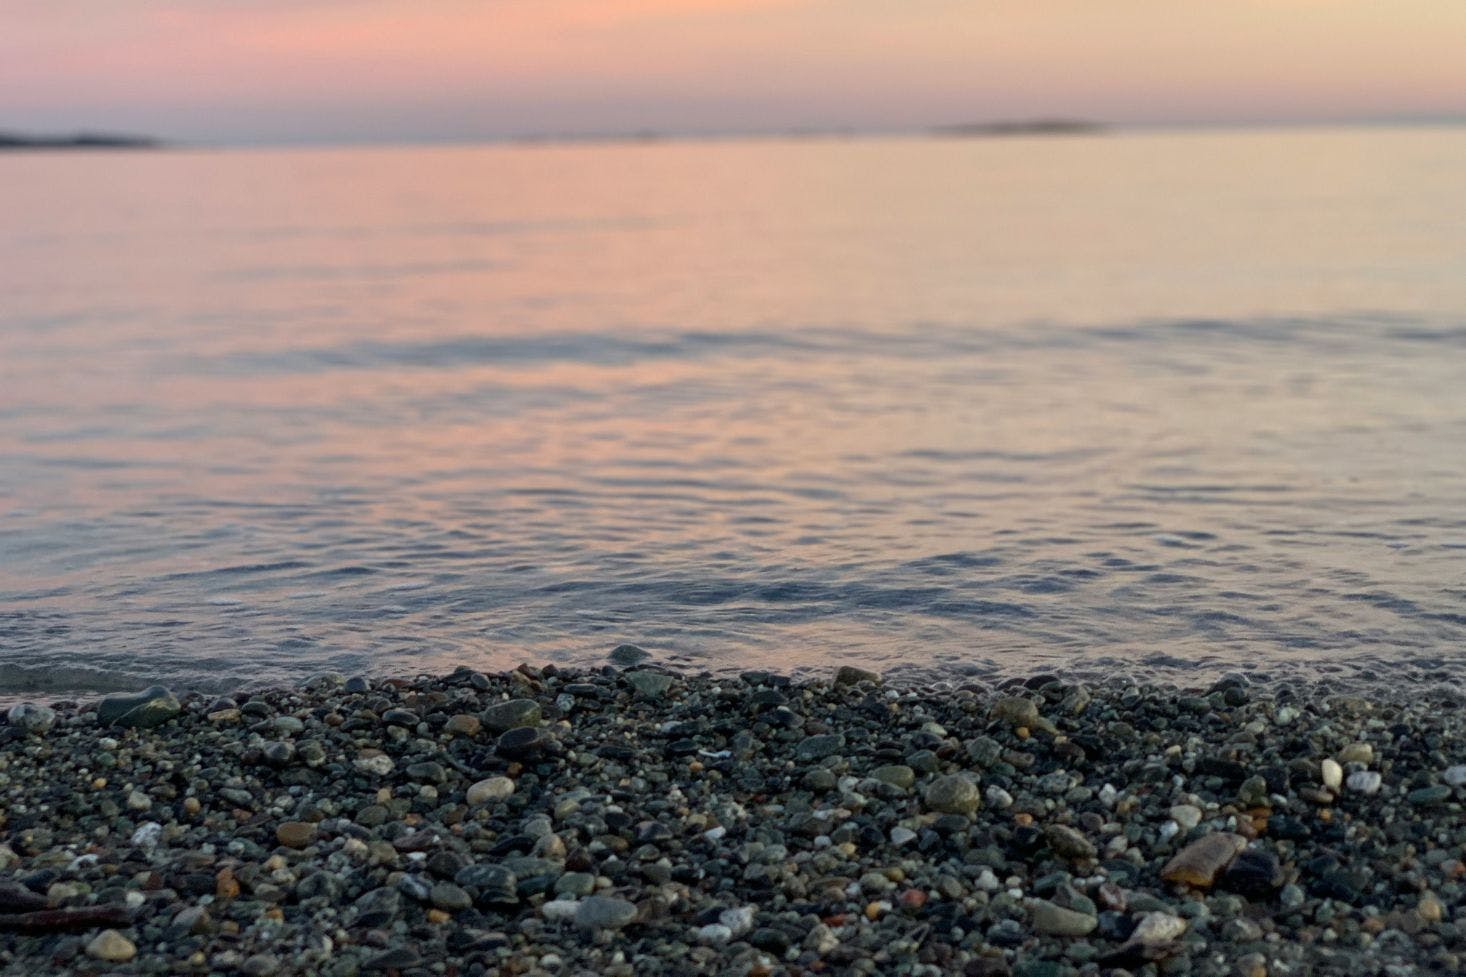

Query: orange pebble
[899,889,927,910]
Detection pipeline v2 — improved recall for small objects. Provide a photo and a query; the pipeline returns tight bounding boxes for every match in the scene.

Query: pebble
[574,895,638,930]
[1320,758,1343,791]
[1443,764,1466,787]
[481,699,543,732]
[95,686,180,729]
[1347,770,1382,794]
[1031,900,1097,937]
[466,776,516,805]
[1170,803,1203,830]
[1161,832,1247,887]
[444,713,481,736]
[6,703,56,735]
[1130,911,1188,945]
[924,774,981,815]
[608,643,651,667]
[276,822,316,849]
[625,671,675,697]
[834,665,882,686]
[86,930,136,962]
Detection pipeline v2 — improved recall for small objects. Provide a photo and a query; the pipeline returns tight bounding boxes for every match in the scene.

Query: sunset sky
[3,1,1463,143]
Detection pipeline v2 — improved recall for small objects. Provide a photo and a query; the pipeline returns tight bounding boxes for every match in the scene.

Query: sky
[2,0,1464,144]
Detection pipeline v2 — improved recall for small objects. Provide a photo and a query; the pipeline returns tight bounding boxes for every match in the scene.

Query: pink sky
[2,1,1463,142]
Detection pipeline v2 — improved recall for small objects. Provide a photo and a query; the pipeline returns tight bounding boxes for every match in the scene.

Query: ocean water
[3,127,1466,697]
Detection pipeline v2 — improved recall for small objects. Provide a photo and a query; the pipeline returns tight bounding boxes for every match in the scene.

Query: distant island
[931,118,1105,137]
[0,131,160,150]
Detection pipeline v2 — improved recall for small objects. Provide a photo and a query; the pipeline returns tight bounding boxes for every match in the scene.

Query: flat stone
[1031,900,1097,937]
[796,734,846,760]
[624,671,674,697]
[1161,832,1247,888]
[575,895,638,930]
[1129,911,1187,945]
[834,665,881,686]
[481,698,542,732]
[609,644,651,668]
[276,822,316,849]
[466,776,516,806]
[1045,824,1096,860]
[86,930,137,962]
[96,686,180,729]
[1408,784,1452,805]
[869,765,916,790]
[430,882,472,912]
[924,774,981,815]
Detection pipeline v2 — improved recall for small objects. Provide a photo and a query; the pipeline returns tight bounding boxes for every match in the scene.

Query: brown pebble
[276,821,316,849]
[215,868,239,900]
[1161,832,1247,888]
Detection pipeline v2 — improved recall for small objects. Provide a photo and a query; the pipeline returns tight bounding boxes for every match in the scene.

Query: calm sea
[3,127,1466,696]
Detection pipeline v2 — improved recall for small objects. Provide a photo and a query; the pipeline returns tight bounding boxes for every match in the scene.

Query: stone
[1170,804,1203,831]
[86,930,137,962]
[1045,824,1096,860]
[609,644,651,668]
[1347,770,1382,795]
[496,725,556,761]
[430,882,472,912]
[1443,765,1466,788]
[96,686,180,729]
[834,665,881,686]
[1031,900,1097,937]
[1160,833,1247,888]
[1337,742,1374,765]
[1130,911,1187,945]
[1320,759,1343,791]
[992,696,1056,734]
[444,714,481,736]
[241,954,279,977]
[924,775,981,815]
[796,733,845,760]
[575,895,638,930]
[481,698,542,732]
[6,703,56,735]
[869,765,916,790]
[466,776,516,806]
[1407,784,1451,805]
[354,753,394,776]
[624,671,674,697]
[1218,848,1283,899]
[276,822,316,849]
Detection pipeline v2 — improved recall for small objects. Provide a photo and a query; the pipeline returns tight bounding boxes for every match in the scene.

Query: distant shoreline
[0,131,160,150]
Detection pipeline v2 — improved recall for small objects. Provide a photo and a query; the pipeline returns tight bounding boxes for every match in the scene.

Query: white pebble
[1131,912,1187,945]
[1169,804,1202,831]
[720,906,756,937]
[890,827,918,846]
[697,923,732,945]
[130,822,163,851]
[1346,771,1382,795]
[704,826,727,842]
[1158,820,1180,843]
[984,786,1014,809]
[1320,759,1343,791]
[540,899,580,922]
[1443,765,1466,788]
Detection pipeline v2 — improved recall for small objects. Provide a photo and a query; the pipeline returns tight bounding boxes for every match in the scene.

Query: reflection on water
[2,129,1466,694]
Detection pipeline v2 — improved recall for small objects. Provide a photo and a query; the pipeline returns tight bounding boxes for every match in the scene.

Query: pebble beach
[1,654,1463,977]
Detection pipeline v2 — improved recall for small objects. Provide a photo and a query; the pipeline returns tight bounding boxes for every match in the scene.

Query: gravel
[0,661,1462,975]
